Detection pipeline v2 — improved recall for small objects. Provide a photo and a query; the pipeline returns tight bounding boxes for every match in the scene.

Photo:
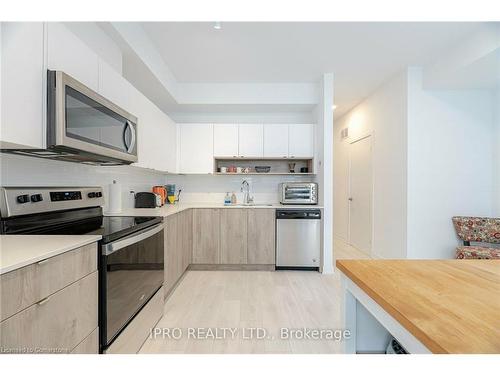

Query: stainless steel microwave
[46,70,138,165]
[279,182,318,205]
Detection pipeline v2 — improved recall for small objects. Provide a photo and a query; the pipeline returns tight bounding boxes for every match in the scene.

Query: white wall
[406,67,496,259]
[0,153,166,212]
[495,88,500,216]
[334,72,408,259]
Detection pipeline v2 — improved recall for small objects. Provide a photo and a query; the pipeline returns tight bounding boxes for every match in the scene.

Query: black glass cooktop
[86,216,163,243]
[0,206,162,243]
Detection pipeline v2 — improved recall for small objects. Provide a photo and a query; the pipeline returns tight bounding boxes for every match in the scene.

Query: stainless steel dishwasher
[276,209,321,270]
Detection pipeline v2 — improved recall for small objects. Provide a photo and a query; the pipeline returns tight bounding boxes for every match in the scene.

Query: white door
[238,124,263,157]
[179,124,214,173]
[263,124,289,158]
[213,124,239,157]
[349,136,372,255]
[288,124,314,158]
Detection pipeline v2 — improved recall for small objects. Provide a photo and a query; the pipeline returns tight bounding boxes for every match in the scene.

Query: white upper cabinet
[47,23,99,91]
[1,22,45,148]
[288,124,314,158]
[213,124,239,157]
[98,61,133,112]
[263,124,289,158]
[179,124,214,174]
[238,124,264,158]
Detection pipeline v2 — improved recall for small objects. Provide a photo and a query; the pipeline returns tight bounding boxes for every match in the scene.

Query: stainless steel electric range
[0,186,164,353]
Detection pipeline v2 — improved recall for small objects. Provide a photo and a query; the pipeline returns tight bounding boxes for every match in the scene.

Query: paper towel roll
[108,180,122,214]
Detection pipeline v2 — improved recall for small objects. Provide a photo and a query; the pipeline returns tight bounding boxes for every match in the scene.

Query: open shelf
[214,157,314,175]
[214,172,315,176]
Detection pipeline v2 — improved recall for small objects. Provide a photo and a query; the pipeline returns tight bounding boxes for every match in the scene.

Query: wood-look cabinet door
[0,271,98,353]
[178,209,193,272]
[247,209,276,264]
[164,215,178,293]
[192,209,220,264]
[0,242,97,322]
[220,209,248,264]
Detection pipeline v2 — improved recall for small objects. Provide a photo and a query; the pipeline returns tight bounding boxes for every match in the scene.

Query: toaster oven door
[281,184,317,204]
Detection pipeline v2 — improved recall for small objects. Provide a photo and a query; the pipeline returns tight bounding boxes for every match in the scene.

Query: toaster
[134,192,161,208]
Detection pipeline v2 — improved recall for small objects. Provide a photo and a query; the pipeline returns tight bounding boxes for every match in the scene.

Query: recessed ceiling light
[214,22,222,30]
[332,105,337,111]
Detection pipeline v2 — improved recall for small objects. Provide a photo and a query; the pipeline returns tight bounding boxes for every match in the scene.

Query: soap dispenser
[231,192,237,205]
[224,192,231,206]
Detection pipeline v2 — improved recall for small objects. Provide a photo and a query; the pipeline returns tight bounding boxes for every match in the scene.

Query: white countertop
[0,235,101,275]
[105,202,323,218]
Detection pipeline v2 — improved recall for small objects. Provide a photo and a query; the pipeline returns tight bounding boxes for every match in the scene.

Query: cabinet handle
[37,258,51,266]
[36,297,50,306]
[290,155,295,158]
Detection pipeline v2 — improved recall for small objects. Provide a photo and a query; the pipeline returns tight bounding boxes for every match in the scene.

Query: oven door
[47,70,138,164]
[100,223,164,350]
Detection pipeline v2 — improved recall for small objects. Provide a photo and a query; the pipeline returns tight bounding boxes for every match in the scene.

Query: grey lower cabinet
[191,208,275,266]
[0,243,99,354]
[247,209,276,264]
[164,209,194,295]
[220,209,248,264]
[192,209,221,264]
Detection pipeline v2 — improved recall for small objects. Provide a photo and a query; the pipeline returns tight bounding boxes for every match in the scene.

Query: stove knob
[88,192,96,198]
[30,194,43,203]
[16,194,30,204]
[96,192,102,198]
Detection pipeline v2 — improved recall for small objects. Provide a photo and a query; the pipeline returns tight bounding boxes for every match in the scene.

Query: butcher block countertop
[336,259,500,354]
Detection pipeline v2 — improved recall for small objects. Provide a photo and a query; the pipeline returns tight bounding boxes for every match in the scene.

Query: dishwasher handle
[276,209,321,219]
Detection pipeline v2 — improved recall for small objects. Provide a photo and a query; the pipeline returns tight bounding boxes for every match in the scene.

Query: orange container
[152,186,166,205]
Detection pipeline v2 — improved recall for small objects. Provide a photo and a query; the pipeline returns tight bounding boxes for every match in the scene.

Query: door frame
[347,133,374,256]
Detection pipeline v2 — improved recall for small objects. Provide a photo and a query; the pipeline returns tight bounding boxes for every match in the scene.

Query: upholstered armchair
[452,216,500,259]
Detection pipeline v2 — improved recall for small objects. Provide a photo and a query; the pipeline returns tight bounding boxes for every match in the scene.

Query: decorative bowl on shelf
[255,166,271,173]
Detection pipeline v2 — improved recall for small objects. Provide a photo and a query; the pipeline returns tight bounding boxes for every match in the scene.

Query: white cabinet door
[288,124,314,158]
[213,124,239,157]
[47,23,99,91]
[98,60,133,112]
[263,124,289,158]
[238,124,263,157]
[131,94,153,170]
[179,124,214,173]
[1,22,45,149]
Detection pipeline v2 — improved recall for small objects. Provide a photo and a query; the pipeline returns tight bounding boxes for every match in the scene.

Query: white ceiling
[140,22,482,118]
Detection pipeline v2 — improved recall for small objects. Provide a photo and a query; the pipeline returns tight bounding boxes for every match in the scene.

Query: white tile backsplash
[0,154,317,209]
[0,153,165,211]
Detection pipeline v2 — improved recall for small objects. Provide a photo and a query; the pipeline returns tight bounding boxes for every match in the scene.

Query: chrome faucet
[240,179,254,205]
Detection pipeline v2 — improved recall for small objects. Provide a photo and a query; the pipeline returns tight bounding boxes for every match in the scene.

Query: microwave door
[48,70,138,163]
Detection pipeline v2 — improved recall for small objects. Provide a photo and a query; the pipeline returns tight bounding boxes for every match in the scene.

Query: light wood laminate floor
[140,242,370,354]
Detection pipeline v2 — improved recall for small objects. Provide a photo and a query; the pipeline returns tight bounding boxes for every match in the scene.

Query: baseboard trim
[188,264,275,271]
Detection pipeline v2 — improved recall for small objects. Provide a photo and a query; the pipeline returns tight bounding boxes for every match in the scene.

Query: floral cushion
[452,216,500,244]
[456,246,500,259]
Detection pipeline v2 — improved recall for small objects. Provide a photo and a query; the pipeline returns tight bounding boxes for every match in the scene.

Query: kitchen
[0,21,327,355]
[1,11,499,371]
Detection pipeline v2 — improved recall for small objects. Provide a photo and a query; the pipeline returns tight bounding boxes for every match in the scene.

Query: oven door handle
[102,223,164,256]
